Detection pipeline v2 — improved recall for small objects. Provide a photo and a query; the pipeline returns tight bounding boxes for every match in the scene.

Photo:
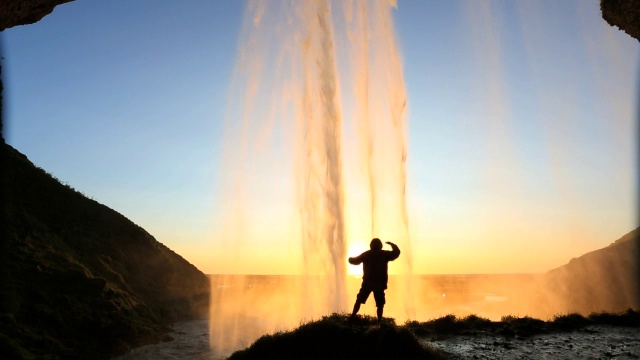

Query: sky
[2,0,638,275]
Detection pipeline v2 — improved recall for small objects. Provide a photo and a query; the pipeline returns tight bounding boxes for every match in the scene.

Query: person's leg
[351,286,371,321]
[351,301,361,318]
[373,290,386,323]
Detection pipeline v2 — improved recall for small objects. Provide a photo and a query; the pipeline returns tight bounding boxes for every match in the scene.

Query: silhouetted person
[348,238,400,323]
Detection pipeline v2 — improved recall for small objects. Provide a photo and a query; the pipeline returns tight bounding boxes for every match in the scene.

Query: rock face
[544,227,640,314]
[601,0,640,42]
[0,143,210,359]
[0,0,73,31]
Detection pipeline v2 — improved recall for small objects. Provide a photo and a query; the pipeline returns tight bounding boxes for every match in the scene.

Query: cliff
[544,227,640,314]
[0,143,210,359]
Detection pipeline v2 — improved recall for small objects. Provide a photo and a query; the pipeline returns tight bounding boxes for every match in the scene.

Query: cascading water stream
[210,0,412,355]
[296,0,347,316]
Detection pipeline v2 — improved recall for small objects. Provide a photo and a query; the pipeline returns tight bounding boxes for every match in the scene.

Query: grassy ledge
[228,313,446,360]
[229,309,639,360]
[405,308,640,338]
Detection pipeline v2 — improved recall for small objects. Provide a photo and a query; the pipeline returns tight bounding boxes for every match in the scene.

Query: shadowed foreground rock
[0,143,210,359]
[228,314,446,360]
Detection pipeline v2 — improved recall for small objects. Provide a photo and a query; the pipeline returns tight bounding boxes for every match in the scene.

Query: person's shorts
[356,286,385,307]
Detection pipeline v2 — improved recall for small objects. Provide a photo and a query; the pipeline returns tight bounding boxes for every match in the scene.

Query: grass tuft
[589,308,640,327]
[552,313,591,330]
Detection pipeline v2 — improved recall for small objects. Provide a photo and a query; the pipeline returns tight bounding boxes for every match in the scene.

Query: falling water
[295,0,347,316]
[343,0,415,319]
[210,0,412,355]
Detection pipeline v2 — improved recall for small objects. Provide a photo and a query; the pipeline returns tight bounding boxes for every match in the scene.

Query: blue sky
[4,0,243,242]
[2,0,638,274]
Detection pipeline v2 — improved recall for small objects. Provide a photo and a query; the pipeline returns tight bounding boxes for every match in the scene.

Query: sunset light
[2,0,638,358]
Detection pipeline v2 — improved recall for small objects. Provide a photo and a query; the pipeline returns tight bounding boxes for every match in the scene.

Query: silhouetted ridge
[0,143,210,359]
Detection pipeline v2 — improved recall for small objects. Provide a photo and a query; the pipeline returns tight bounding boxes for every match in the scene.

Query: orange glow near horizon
[170,200,631,275]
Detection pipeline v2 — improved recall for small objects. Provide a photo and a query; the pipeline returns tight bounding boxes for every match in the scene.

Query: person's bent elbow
[387,242,400,260]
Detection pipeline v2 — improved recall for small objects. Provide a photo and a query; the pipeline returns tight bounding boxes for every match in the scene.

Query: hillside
[544,227,640,314]
[0,143,210,359]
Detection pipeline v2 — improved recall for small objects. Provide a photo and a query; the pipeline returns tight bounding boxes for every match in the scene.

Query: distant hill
[543,227,640,314]
[0,143,210,359]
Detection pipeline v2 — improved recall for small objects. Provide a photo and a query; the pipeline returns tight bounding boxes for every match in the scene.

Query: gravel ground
[112,320,640,359]
[424,325,640,359]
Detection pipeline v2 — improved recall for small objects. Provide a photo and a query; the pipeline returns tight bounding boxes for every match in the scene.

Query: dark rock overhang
[1,0,74,31]
[601,0,640,42]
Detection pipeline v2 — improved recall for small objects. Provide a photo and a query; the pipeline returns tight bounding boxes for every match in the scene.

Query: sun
[346,241,368,276]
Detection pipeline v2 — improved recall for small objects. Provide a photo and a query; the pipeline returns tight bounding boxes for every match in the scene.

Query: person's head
[370,238,383,250]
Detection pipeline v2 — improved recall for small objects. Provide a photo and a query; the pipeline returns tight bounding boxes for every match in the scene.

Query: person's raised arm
[386,242,400,260]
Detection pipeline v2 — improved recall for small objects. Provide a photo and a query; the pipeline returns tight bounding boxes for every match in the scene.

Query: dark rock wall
[0,143,210,359]
[1,1,213,358]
